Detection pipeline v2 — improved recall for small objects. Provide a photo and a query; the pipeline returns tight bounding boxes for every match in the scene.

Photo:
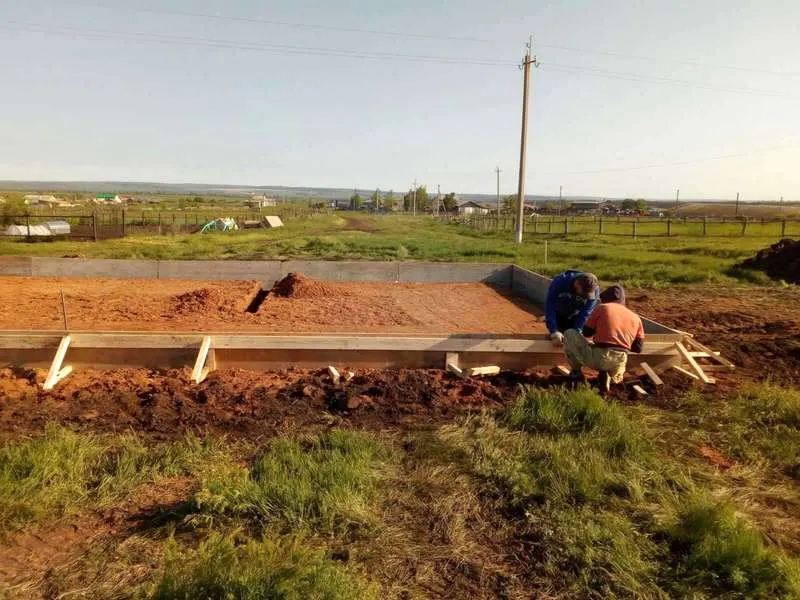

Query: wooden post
[122,209,126,237]
[781,220,787,237]
[25,215,30,241]
[598,217,603,234]
[92,212,98,241]
[548,218,552,234]
[741,220,747,236]
[158,212,162,235]
[544,239,548,264]
[632,220,638,239]
[563,218,568,236]
[702,217,707,236]
[666,219,672,236]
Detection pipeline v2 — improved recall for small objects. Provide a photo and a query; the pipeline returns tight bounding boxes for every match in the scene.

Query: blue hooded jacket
[545,270,599,333]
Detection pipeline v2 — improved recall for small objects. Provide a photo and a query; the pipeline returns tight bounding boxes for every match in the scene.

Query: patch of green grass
[662,495,800,598]
[0,213,788,286]
[147,532,377,600]
[0,426,221,530]
[193,430,387,534]
[442,387,800,598]
[725,383,800,478]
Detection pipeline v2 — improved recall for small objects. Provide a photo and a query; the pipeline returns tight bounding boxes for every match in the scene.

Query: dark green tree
[403,186,429,211]
[350,192,363,210]
[443,192,458,212]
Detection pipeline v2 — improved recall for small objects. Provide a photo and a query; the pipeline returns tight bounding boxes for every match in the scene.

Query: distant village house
[249,194,277,209]
[457,200,492,215]
[23,194,71,208]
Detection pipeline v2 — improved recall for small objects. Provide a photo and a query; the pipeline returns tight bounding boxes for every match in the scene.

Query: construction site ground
[2,281,799,598]
[0,274,544,333]
[1,283,797,442]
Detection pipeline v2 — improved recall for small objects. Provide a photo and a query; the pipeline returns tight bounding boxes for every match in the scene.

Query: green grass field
[3,384,799,598]
[0,212,792,286]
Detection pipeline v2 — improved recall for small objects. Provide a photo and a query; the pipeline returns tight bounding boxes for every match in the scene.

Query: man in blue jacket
[545,270,599,346]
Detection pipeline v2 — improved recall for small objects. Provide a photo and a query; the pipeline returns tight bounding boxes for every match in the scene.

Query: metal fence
[454,214,800,239]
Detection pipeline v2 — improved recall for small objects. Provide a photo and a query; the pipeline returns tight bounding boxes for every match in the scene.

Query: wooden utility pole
[412,178,418,216]
[515,38,538,244]
[495,166,501,216]
[735,192,740,217]
[675,188,680,212]
[558,185,563,215]
[436,184,442,217]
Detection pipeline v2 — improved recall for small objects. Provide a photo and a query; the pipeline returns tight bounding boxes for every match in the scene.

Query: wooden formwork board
[0,330,685,376]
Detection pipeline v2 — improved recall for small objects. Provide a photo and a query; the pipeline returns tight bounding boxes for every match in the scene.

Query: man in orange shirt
[563,284,645,394]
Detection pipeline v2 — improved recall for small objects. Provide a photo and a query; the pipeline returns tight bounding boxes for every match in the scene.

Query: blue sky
[1,0,798,199]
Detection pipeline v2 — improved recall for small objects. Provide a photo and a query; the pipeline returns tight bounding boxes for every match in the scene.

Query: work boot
[597,371,611,396]
[569,369,585,382]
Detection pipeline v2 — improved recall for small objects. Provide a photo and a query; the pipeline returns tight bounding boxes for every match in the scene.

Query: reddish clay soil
[627,283,800,384]
[0,365,548,442]
[0,274,544,334]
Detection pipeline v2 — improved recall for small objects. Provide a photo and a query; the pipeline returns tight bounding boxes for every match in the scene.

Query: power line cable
[62,0,495,43]
[543,62,798,98]
[0,20,514,66]
[60,0,800,76]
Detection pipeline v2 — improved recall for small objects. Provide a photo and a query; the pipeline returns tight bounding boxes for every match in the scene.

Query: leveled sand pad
[0,273,545,334]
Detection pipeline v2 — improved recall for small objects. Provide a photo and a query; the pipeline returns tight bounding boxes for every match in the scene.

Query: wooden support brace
[43,335,72,390]
[445,352,463,377]
[327,365,341,384]
[191,335,214,384]
[673,365,700,381]
[683,337,735,369]
[632,384,648,396]
[556,365,571,376]
[675,342,715,384]
[640,362,663,386]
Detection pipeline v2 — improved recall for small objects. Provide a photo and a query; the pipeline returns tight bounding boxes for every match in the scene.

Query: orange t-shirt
[585,302,644,351]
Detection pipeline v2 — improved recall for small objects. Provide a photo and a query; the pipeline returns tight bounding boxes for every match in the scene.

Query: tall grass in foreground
[0,426,220,530]
[192,429,386,534]
[442,386,800,599]
[148,532,377,600]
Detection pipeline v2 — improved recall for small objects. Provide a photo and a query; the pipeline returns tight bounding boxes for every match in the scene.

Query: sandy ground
[0,275,545,334]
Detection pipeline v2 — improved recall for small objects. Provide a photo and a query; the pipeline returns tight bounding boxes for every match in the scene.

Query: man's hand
[550,331,565,346]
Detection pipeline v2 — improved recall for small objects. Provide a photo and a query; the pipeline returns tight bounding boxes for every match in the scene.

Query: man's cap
[575,273,599,298]
[600,284,626,304]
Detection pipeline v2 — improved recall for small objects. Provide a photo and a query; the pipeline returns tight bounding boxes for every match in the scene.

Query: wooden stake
[327,365,341,384]
[60,288,69,332]
[191,335,214,384]
[632,384,648,396]
[44,335,72,390]
[640,362,663,386]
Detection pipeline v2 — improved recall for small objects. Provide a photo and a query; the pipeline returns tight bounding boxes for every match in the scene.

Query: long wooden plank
[0,332,681,354]
[675,342,714,384]
[673,365,700,381]
[43,335,71,390]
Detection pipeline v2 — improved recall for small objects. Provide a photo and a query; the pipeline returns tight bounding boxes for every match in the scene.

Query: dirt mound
[737,238,800,284]
[270,273,344,299]
[171,287,227,315]
[0,367,536,441]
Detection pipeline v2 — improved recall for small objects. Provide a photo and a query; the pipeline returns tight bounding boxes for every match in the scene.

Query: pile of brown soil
[0,367,538,441]
[737,239,800,284]
[171,287,227,315]
[269,272,346,299]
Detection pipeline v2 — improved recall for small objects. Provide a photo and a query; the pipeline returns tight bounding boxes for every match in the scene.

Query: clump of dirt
[270,272,345,299]
[736,238,800,284]
[0,367,535,442]
[171,287,227,315]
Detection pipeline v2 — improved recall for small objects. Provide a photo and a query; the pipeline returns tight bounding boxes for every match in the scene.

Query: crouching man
[545,270,600,346]
[563,284,644,394]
